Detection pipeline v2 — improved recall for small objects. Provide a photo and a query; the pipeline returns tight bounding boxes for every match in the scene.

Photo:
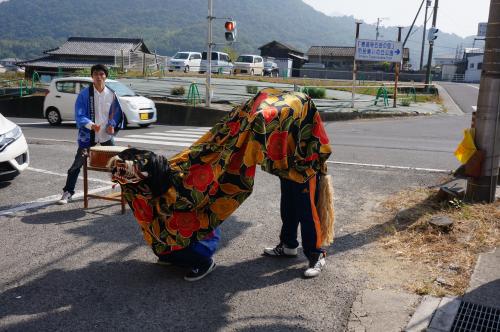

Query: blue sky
[303,0,491,38]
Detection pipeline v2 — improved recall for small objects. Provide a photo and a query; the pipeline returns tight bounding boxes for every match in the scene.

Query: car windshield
[106,82,136,97]
[173,53,189,59]
[264,62,275,68]
[236,56,253,63]
[202,52,219,60]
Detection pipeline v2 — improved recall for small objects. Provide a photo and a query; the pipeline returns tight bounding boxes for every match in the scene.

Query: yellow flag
[454,128,477,164]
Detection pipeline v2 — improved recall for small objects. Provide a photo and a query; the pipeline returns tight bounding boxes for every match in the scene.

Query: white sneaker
[263,243,298,257]
[57,191,73,205]
[304,253,326,278]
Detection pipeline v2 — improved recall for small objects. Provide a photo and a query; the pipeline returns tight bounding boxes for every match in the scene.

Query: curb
[405,296,461,332]
[434,84,464,115]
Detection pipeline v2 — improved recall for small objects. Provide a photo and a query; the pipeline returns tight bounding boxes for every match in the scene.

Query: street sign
[477,22,487,37]
[355,39,403,63]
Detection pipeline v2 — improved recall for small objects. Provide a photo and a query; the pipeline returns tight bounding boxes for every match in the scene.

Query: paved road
[0,113,469,331]
[439,82,480,113]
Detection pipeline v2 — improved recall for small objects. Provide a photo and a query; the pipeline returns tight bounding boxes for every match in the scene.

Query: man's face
[91,70,107,85]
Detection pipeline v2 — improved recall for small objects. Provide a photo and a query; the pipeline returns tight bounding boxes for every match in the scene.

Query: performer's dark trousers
[279,174,325,261]
[63,138,114,195]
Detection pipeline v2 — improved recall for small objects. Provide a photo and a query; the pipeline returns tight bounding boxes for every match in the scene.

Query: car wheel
[46,107,62,126]
[184,65,190,73]
[139,123,150,128]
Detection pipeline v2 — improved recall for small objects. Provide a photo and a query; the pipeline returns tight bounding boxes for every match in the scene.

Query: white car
[43,77,157,128]
[199,51,233,74]
[0,114,29,181]
[167,52,202,73]
[233,55,264,76]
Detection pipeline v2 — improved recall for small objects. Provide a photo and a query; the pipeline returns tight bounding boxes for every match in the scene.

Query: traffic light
[428,27,439,41]
[225,21,237,42]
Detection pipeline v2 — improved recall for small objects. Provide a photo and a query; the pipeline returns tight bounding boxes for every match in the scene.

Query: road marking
[328,160,452,173]
[146,132,202,138]
[165,130,206,135]
[27,137,74,143]
[467,84,480,90]
[15,122,47,125]
[115,137,192,147]
[125,134,197,143]
[0,186,114,216]
[472,106,477,111]
[27,167,112,184]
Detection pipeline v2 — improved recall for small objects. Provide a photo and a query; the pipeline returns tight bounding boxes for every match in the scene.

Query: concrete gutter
[434,84,464,115]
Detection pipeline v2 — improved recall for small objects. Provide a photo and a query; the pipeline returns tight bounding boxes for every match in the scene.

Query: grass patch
[171,86,186,96]
[246,85,258,94]
[301,87,326,99]
[378,188,500,296]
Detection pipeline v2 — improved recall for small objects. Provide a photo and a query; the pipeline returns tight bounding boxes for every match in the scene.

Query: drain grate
[451,301,500,331]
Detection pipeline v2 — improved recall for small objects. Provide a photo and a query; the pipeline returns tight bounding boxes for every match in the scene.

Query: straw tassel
[317,174,335,246]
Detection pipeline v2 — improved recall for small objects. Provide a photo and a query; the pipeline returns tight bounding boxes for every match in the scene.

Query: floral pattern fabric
[122,88,332,254]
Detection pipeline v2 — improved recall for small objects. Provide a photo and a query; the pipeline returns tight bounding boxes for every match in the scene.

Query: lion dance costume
[109,88,334,260]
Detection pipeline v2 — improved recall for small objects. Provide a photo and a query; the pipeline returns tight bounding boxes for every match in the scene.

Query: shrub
[171,86,186,96]
[246,85,258,94]
[301,87,326,99]
[400,98,411,107]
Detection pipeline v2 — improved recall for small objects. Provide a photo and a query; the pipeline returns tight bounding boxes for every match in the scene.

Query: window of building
[478,63,482,70]
[470,63,475,69]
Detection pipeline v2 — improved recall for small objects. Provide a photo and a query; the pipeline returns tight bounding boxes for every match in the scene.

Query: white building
[465,54,483,82]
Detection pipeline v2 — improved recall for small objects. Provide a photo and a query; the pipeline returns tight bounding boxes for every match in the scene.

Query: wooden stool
[83,157,126,214]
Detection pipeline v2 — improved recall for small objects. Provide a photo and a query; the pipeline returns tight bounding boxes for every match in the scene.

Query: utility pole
[393,27,402,108]
[375,17,389,40]
[420,0,432,71]
[205,0,213,107]
[466,0,500,203]
[424,0,439,89]
[352,21,362,108]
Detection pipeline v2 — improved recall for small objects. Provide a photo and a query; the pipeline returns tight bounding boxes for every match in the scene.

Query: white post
[205,0,213,107]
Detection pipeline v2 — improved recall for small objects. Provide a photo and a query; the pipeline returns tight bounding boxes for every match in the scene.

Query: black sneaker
[184,259,216,282]
[263,243,298,257]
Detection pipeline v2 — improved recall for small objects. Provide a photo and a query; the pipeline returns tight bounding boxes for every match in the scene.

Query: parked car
[233,55,264,76]
[167,51,202,73]
[0,114,29,181]
[199,51,233,74]
[43,77,157,128]
[263,61,280,77]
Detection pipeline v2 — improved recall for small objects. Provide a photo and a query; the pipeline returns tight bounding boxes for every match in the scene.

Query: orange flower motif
[261,106,278,124]
[167,211,201,238]
[227,121,240,136]
[210,197,240,221]
[184,164,214,192]
[132,197,153,226]
[312,113,330,145]
[267,130,288,161]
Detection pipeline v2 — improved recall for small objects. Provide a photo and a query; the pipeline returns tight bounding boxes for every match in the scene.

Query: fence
[114,50,166,75]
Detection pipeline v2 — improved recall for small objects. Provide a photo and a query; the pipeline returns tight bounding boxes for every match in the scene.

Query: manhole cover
[451,301,500,331]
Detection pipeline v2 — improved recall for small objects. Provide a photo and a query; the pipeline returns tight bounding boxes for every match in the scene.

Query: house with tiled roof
[258,41,308,77]
[19,37,154,78]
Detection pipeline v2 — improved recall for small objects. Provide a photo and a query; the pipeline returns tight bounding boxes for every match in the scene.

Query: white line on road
[115,137,192,147]
[166,130,207,135]
[27,167,112,184]
[0,186,114,216]
[467,84,480,90]
[146,132,202,138]
[328,160,452,173]
[125,134,197,142]
[15,122,47,125]
[472,106,477,111]
[27,137,74,143]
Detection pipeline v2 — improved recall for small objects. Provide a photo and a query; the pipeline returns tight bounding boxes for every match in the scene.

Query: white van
[167,51,202,73]
[43,77,157,128]
[233,55,264,76]
[199,51,233,74]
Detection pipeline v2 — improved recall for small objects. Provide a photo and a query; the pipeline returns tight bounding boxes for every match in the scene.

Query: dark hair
[90,64,109,77]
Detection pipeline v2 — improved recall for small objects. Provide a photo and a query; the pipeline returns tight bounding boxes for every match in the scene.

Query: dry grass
[378,188,500,296]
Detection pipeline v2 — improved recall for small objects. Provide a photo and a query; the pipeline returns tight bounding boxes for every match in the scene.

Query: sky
[302,0,491,38]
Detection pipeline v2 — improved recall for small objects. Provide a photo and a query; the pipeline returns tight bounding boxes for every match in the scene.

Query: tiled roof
[258,40,304,55]
[307,46,355,57]
[45,37,149,56]
[308,46,410,60]
[18,56,114,68]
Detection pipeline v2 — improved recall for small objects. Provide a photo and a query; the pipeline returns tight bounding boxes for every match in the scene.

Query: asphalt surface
[439,82,480,114]
[0,112,470,331]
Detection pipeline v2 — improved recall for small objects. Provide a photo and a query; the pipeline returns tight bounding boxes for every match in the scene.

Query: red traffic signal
[225,21,235,31]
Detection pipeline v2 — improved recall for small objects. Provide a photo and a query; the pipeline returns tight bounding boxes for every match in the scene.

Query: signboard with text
[355,39,403,63]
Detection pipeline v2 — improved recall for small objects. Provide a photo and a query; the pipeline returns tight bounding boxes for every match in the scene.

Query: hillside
[0,0,477,68]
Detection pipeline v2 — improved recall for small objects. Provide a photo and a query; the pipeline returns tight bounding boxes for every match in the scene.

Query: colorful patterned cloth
[117,88,332,254]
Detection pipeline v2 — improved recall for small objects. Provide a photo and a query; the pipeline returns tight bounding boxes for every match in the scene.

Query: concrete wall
[465,54,483,83]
